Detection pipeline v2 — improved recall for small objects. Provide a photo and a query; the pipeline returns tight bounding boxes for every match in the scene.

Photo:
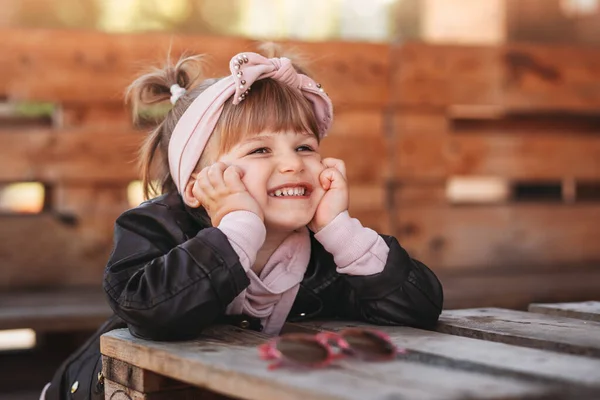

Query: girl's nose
[277,152,304,173]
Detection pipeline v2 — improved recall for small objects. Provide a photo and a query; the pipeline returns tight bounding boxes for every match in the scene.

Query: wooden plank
[441,269,600,310]
[348,209,391,236]
[0,213,114,289]
[0,29,389,108]
[391,44,502,108]
[102,356,188,393]
[104,379,229,400]
[328,109,384,138]
[101,326,556,400]
[395,204,600,271]
[347,185,391,234]
[437,308,600,357]
[503,44,600,112]
[0,184,129,289]
[391,43,600,111]
[321,110,388,182]
[394,113,600,180]
[0,289,111,331]
[287,320,600,391]
[529,301,600,323]
[320,134,388,182]
[0,128,143,183]
[51,183,130,217]
[394,182,447,205]
[0,110,384,183]
[59,104,132,129]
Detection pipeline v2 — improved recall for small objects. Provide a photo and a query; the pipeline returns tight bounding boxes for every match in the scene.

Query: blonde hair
[126,45,320,201]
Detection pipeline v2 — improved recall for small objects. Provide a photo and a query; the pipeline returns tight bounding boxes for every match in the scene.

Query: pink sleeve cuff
[218,211,266,271]
[313,211,389,276]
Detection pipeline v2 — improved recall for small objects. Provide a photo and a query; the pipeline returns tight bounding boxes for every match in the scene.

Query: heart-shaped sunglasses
[258,328,404,370]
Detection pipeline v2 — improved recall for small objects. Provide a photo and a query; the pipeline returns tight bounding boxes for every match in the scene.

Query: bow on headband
[168,52,334,195]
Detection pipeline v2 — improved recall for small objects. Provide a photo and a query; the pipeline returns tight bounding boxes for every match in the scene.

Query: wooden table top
[100,302,600,400]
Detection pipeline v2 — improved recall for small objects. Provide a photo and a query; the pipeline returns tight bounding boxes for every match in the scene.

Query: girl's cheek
[311,159,326,176]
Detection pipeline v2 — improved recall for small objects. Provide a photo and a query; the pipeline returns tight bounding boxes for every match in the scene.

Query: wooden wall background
[1,28,599,309]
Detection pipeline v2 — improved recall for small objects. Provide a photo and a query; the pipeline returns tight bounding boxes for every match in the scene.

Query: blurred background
[1,0,599,397]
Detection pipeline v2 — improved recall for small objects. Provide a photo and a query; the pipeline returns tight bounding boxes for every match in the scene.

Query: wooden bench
[100,301,600,400]
[528,300,600,323]
[0,288,112,332]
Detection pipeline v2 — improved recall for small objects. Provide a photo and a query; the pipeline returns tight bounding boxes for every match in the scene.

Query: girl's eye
[297,145,314,152]
[248,147,269,155]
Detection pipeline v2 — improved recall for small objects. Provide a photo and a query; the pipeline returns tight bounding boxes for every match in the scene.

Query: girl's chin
[264,216,314,232]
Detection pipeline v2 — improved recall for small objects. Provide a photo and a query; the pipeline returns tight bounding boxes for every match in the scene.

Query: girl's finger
[190,179,210,210]
[207,162,229,192]
[319,167,345,190]
[194,167,214,196]
[321,158,347,179]
[223,165,247,192]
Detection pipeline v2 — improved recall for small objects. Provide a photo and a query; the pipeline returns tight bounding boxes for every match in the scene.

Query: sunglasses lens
[276,337,329,365]
[343,330,396,359]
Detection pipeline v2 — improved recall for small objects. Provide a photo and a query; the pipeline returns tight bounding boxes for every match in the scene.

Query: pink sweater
[218,210,389,335]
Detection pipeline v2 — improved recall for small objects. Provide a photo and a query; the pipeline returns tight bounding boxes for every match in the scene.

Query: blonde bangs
[213,79,320,156]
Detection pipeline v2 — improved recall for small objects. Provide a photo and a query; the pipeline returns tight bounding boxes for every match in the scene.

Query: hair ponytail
[125,54,205,200]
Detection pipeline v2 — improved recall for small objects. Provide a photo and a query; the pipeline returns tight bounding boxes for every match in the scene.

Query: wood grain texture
[0,214,111,289]
[395,204,600,271]
[437,308,600,357]
[0,111,385,183]
[100,326,553,400]
[0,29,388,108]
[503,44,600,112]
[104,378,231,400]
[0,183,129,289]
[394,113,600,180]
[288,320,600,391]
[348,185,391,234]
[391,44,502,108]
[102,356,190,393]
[320,134,388,182]
[528,301,600,323]
[0,128,144,183]
[59,104,132,129]
[391,43,600,112]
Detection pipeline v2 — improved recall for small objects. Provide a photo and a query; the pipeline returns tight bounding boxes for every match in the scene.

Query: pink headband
[168,52,334,194]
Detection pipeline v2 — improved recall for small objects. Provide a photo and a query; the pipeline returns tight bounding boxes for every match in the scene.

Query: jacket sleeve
[103,203,249,341]
[328,234,443,330]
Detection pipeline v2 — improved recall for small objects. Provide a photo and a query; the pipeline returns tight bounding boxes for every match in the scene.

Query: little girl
[42,47,443,399]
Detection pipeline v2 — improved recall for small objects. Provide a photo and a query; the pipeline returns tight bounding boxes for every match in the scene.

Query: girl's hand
[192,162,263,227]
[308,158,349,233]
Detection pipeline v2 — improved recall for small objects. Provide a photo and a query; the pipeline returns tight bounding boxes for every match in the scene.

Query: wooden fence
[1,29,599,308]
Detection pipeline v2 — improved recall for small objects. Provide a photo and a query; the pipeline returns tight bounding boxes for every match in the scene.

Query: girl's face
[218,131,325,232]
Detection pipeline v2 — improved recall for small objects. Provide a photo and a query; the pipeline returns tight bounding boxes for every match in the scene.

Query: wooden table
[100,302,600,400]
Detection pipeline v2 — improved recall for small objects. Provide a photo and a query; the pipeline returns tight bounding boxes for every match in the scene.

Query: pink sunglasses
[258,328,404,370]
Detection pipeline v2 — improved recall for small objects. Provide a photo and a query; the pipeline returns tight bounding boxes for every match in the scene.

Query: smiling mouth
[268,185,312,198]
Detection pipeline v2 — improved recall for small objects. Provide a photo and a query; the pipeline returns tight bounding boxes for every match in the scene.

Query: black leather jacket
[104,192,443,340]
[46,191,443,400]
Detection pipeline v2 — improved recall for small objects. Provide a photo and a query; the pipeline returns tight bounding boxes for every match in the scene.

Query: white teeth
[270,187,306,197]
